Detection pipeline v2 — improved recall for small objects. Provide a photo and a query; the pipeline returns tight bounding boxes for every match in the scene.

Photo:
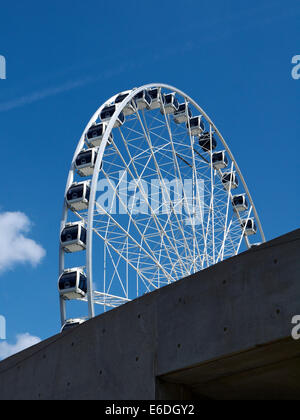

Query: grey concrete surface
[0,229,299,400]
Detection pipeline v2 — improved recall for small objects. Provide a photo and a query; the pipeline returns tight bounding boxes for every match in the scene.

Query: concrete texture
[0,229,299,400]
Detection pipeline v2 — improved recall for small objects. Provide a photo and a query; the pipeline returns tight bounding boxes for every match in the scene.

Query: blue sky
[0,0,299,357]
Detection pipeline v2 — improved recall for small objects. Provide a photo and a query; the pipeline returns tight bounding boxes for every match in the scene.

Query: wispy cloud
[0,2,298,114]
[0,211,46,274]
[0,63,131,113]
[0,333,41,360]
[0,78,91,112]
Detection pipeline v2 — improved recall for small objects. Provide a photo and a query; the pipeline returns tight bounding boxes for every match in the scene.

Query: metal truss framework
[59,83,265,325]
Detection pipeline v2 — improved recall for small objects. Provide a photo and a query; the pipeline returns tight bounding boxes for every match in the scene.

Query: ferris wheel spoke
[115,157,185,281]
[95,190,174,283]
[144,102,201,273]
[185,102,210,269]
[216,219,233,263]
[163,108,205,272]
[93,226,158,289]
[105,244,128,297]
[117,119,190,277]
[235,206,253,255]
[143,195,185,280]
[136,218,160,292]
[209,126,216,265]
[104,207,134,299]
[136,109,193,268]
[96,183,173,284]
[218,162,234,262]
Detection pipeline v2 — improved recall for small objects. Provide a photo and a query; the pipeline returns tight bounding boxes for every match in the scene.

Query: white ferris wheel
[58,83,265,329]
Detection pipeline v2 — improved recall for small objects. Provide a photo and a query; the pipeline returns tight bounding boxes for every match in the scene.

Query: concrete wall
[0,229,299,400]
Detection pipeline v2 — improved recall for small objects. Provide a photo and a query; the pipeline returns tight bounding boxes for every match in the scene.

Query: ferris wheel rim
[59,82,266,324]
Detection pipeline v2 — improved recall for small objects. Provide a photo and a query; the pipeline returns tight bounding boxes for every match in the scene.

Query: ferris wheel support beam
[109,130,186,278]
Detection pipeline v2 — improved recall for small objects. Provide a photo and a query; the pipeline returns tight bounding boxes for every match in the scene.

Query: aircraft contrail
[0,1,297,113]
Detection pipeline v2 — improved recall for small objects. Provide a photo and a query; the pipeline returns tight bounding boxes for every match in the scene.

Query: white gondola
[75,149,97,177]
[58,268,87,300]
[187,116,205,136]
[61,318,85,333]
[250,243,262,249]
[147,88,161,110]
[212,150,228,170]
[232,194,248,213]
[198,131,217,152]
[162,93,179,114]
[60,222,87,253]
[115,92,135,116]
[86,123,113,148]
[222,172,239,190]
[173,103,192,124]
[100,105,125,128]
[241,218,257,236]
[66,181,90,211]
[134,90,152,110]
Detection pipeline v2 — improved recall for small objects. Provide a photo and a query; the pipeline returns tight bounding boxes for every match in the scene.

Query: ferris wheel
[58,83,265,329]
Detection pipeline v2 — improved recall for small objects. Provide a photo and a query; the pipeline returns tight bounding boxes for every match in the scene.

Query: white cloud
[0,333,41,360]
[0,64,127,113]
[0,212,46,274]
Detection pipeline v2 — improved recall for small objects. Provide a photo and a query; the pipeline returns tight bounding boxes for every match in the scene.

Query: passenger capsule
[115,92,136,116]
[188,116,205,136]
[222,172,239,190]
[58,268,87,300]
[86,123,113,148]
[232,194,248,213]
[75,149,97,177]
[174,103,192,124]
[148,88,162,110]
[162,93,179,114]
[134,90,152,110]
[100,105,125,128]
[60,222,87,253]
[250,243,262,249]
[66,181,90,211]
[61,318,85,333]
[241,218,257,236]
[212,151,228,170]
[198,131,217,152]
